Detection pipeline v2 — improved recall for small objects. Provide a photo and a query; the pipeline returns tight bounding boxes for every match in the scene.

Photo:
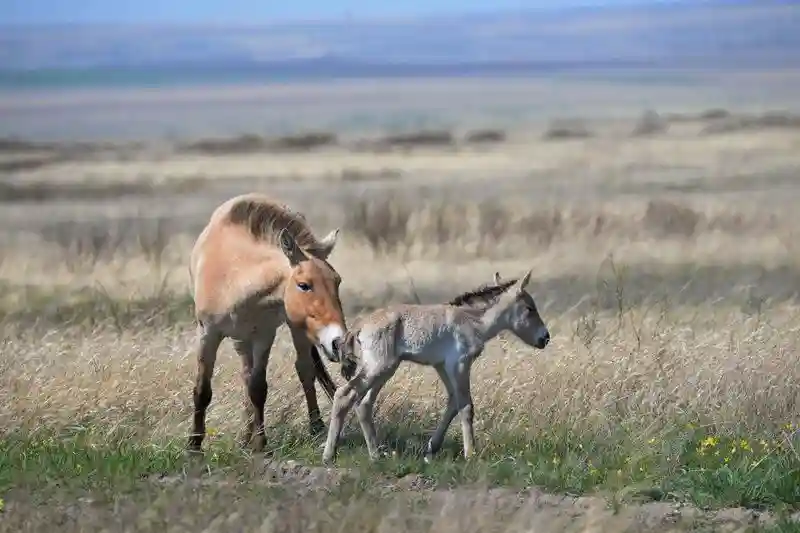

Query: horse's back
[190,199,287,324]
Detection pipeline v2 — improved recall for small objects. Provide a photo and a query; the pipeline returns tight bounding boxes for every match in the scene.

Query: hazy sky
[3,0,669,25]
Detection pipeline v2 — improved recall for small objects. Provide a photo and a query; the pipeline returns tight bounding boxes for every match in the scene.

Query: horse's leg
[248,328,276,452]
[233,339,254,448]
[186,326,224,452]
[289,326,327,437]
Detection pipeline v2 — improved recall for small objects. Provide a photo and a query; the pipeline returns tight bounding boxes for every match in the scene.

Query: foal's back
[346,303,483,367]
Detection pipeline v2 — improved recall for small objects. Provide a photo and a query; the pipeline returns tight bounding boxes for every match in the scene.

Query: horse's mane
[447,278,518,308]
[225,196,330,257]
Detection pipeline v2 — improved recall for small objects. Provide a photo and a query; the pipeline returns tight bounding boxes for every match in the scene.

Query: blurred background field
[2,1,800,531]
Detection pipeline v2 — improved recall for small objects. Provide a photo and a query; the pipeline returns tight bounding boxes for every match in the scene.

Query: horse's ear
[493,272,502,285]
[278,228,304,265]
[316,228,340,259]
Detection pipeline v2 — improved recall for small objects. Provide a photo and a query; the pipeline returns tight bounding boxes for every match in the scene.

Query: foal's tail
[310,346,337,402]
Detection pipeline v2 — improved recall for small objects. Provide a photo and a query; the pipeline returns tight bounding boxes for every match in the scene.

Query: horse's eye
[296,282,312,292]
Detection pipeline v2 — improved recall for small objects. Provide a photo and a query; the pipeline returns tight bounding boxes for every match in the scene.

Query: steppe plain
[2,73,800,532]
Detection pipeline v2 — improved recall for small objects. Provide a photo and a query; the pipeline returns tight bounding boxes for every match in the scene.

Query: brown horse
[187,193,347,452]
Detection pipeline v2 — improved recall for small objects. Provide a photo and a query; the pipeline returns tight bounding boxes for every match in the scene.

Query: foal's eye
[296,282,312,292]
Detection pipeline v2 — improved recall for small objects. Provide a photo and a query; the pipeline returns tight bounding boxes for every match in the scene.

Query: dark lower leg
[188,377,212,450]
[248,368,267,451]
[187,332,221,451]
[234,340,255,448]
[239,372,257,448]
[297,357,325,435]
[290,330,326,436]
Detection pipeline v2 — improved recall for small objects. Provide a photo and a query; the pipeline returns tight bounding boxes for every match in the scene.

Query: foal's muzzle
[329,338,343,362]
[534,327,551,349]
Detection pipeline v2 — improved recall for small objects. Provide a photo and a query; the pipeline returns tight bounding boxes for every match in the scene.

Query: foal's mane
[226,196,331,258]
[447,278,518,308]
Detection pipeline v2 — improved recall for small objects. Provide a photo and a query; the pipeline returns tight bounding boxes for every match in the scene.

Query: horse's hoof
[185,437,203,454]
[251,435,267,454]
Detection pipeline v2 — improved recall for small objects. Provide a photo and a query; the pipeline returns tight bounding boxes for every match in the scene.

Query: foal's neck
[462,301,511,344]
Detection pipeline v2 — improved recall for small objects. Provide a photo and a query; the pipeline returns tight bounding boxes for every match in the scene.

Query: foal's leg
[355,363,398,460]
[289,326,326,436]
[455,361,476,459]
[187,326,224,452]
[425,363,459,462]
[233,339,254,448]
[247,330,276,452]
[322,365,392,464]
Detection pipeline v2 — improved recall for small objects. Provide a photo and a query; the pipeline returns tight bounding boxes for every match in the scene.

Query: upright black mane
[447,278,518,307]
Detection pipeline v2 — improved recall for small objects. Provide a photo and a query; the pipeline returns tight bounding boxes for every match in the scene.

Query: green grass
[2,419,798,513]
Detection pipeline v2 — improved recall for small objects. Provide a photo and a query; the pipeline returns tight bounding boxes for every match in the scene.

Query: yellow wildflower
[739,440,751,452]
[207,428,219,437]
[648,438,656,445]
[0,496,4,513]
[700,436,719,448]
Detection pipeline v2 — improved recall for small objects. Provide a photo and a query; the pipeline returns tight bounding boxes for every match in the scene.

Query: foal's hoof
[365,445,392,463]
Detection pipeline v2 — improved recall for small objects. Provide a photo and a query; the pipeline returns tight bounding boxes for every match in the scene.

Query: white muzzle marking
[318,323,345,361]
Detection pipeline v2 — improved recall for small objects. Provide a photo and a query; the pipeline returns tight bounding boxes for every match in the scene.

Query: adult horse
[187,193,347,452]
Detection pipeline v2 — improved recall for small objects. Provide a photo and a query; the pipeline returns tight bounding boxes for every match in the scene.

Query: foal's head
[278,229,347,362]
[493,270,550,350]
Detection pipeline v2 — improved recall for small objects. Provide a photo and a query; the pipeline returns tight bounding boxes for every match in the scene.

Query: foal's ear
[278,228,305,265]
[493,271,502,285]
[514,270,533,294]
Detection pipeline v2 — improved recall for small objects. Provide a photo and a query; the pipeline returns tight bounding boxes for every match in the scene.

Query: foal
[322,270,550,464]
[188,193,347,453]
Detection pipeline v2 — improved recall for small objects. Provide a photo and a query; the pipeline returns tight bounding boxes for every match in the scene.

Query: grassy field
[2,85,800,531]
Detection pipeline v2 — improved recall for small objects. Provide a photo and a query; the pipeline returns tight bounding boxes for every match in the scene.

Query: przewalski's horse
[323,270,550,464]
[187,193,347,453]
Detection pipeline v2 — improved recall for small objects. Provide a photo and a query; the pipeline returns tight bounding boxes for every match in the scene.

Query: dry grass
[2,193,800,530]
[3,106,800,532]
[700,111,800,135]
